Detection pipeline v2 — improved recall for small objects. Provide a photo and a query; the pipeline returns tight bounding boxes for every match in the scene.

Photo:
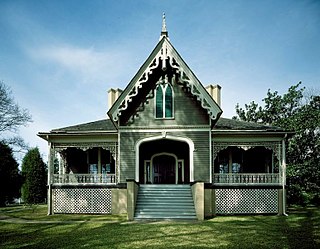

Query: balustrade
[213,173,281,185]
[52,174,116,185]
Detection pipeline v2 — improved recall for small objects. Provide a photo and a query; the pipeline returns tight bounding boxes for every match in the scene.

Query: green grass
[0,205,319,249]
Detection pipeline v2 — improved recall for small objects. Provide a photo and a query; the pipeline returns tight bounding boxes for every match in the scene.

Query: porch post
[281,138,287,215]
[98,148,102,174]
[47,142,54,215]
[209,130,212,183]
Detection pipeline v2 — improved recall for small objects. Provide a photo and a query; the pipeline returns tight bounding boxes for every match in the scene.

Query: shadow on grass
[0,206,319,249]
[278,206,320,249]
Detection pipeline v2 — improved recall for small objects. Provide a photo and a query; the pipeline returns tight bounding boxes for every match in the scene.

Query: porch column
[47,142,54,215]
[110,143,118,183]
[115,143,119,183]
[280,138,287,215]
[61,151,67,174]
[98,148,102,174]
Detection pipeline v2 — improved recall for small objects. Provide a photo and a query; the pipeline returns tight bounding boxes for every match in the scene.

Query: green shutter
[165,85,173,118]
[156,86,163,118]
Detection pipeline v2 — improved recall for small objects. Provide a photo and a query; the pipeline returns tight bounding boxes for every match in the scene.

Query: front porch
[212,140,286,187]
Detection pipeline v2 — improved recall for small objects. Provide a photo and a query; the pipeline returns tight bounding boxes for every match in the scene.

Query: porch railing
[213,173,281,185]
[51,174,116,185]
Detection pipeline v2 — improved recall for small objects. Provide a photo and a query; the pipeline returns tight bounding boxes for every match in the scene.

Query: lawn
[0,205,319,249]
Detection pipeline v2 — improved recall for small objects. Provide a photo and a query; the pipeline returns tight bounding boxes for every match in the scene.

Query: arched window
[155,84,174,118]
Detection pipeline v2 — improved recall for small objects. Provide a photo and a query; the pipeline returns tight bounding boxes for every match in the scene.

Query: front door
[153,154,175,184]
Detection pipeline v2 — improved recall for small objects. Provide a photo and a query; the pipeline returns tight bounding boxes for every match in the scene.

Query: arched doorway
[136,135,193,184]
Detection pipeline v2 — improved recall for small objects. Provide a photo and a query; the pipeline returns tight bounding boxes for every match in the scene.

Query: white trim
[282,138,287,215]
[135,134,194,182]
[154,77,175,119]
[108,38,222,123]
[117,129,121,184]
[143,160,151,184]
[47,142,53,215]
[209,129,212,183]
[120,127,210,132]
[178,159,185,183]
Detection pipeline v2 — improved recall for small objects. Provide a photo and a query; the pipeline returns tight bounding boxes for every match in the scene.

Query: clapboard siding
[119,132,160,182]
[123,82,209,127]
[167,131,210,182]
[119,130,210,183]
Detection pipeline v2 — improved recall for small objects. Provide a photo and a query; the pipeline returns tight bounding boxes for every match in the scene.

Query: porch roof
[214,118,284,131]
[50,119,116,133]
[40,117,287,134]
[37,119,117,140]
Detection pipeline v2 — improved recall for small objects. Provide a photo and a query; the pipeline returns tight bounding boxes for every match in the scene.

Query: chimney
[108,88,123,110]
[205,84,221,107]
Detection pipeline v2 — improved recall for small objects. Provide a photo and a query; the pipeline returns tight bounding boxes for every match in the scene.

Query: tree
[0,81,32,151]
[0,141,22,206]
[21,148,47,204]
[234,82,320,205]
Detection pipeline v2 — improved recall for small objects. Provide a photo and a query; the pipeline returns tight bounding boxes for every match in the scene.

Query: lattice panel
[216,189,278,214]
[53,188,112,214]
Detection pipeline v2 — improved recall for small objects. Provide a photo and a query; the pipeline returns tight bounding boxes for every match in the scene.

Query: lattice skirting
[216,188,278,214]
[52,188,112,214]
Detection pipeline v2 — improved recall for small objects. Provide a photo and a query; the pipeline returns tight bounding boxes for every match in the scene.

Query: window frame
[154,83,174,119]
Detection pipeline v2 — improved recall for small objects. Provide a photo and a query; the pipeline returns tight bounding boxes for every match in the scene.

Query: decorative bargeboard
[216,188,278,214]
[52,188,112,214]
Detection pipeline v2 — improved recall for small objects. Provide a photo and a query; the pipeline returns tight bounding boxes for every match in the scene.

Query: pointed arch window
[155,84,174,119]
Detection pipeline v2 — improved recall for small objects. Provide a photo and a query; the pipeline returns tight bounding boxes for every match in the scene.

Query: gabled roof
[107,32,222,126]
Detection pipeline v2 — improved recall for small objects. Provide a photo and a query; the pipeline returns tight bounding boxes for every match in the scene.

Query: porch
[212,141,286,186]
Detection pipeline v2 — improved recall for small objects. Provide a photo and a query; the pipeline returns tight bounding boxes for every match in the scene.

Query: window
[155,83,173,118]
[215,147,243,173]
[88,148,115,174]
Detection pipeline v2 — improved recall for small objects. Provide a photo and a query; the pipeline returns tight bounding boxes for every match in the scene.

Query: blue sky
[1,0,319,160]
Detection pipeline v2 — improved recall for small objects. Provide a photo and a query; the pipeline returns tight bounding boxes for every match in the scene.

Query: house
[38,15,289,220]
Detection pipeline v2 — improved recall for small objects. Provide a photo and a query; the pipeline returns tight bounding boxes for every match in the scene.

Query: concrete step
[134,184,196,220]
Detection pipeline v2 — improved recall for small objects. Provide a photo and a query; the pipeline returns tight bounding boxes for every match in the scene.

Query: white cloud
[27,44,137,86]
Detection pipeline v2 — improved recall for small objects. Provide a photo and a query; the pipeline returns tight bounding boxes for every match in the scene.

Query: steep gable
[107,32,222,127]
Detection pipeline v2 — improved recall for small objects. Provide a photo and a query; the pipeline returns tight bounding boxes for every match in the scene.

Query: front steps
[134,184,197,220]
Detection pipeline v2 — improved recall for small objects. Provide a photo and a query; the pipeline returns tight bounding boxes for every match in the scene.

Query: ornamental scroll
[53,142,118,155]
[111,39,219,122]
[212,141,282,160]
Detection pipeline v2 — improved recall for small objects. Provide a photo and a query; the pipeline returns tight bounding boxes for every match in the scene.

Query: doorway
[144,152,185,184]
[153,154,175,184]
[139,137,191,184]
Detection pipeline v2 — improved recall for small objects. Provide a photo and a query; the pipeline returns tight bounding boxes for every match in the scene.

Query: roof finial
[160,12,169,40]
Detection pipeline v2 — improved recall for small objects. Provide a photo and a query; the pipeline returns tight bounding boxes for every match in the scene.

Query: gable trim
[107,37,222,126]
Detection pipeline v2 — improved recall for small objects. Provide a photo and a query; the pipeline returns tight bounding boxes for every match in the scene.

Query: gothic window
[155,83,174,118]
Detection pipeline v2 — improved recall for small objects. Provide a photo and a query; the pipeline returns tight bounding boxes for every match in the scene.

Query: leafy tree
[21,148,47,204]
[0,141,22,206]
[0,81,32,151]
[234,82,320,205]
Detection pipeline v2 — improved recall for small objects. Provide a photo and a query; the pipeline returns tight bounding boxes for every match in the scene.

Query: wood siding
[121,81,210,127]
[119,131,211,183]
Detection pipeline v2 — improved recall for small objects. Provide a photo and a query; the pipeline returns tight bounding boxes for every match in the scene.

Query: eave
[38,130,118,142]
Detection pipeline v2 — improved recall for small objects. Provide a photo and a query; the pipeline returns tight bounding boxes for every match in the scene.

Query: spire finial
[162,13,167,33]
[160,12,169,40]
